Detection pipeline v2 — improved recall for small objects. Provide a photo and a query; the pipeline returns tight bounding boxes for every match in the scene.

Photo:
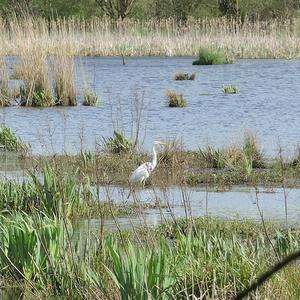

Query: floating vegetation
[83,89,100,106]
[166,90,187,107]
[223,84,240,94]
[0,126,27,152]
[193,49,234,65]
[174,72,196,80]
[102,131,134,154]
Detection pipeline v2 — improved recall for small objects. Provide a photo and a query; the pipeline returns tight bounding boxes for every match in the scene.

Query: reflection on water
[1,58,300,155]
[75,186,300,237]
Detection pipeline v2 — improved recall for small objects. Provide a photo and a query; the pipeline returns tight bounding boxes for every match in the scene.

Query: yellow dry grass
[0,15,299,58]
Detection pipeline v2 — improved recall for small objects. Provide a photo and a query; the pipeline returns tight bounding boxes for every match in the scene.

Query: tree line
[0,0,299,21]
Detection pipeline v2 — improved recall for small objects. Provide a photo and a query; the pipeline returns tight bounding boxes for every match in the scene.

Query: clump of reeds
[243,131,264,168]
[0,59,11,106]
[53,55,77,106]
[102,131,134,154]
[18,50,54,107]
[83,89,100,106]
[193,49,234,65]
[223,84,239,94]
[0,126,27,152]
[174,72,196,80]
[166,90,187,107]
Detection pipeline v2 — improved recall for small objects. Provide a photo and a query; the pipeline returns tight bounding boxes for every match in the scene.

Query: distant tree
[95,0,136,20]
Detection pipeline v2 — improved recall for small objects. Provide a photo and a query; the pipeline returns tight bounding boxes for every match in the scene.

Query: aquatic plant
[53,55,77,106]
[102,131,134,154]
[223,84,240,94]
[0,59,11,107]
[193,49,234,65]
[174,72,196,80]
[198,146,225,169]
[104,238,175,300]
[243,131,264,168]
[166,90,187,107]
[83,89,100,106]
[0,126,27,152]
[18,49,54,107]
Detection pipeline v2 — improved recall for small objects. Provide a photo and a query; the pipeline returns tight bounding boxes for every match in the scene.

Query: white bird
[129,141,165,186]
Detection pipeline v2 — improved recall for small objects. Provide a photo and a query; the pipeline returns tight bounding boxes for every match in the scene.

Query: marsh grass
[0,16,298,58]
[174,72,196,80]
[166,90,187,107]
[0,126,27,152]
[83,89,100,106]
[53,55,77,106]
[193,49,234,65]
[2,213,300,299]
[102,131,134,154]
[223,84,240,94]
[0,59,11,107]
[18,50,54,107]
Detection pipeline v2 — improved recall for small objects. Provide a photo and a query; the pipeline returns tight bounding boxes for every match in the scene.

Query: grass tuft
[223,84,240,94]
[102,131,134,154]
[174,72,196,80]
[53,55,77,106]
[83,89,100,106]
[0,126,27,152]
[166,90,187,107]
[193,49,234,65]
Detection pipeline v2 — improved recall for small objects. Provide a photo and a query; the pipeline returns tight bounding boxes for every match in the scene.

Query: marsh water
[1,57,300,156]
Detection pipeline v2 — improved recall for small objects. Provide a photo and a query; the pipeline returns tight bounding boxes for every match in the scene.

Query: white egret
[129,141,165,186]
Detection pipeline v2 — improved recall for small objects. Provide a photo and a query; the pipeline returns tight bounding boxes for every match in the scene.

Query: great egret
[129,141,165,186]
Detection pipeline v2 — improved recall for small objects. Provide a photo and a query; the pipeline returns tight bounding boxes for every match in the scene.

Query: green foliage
[198,146,225,168]
[223,84,239,94]
[104,238,175,299]
[0,126,27,152]
[166,90,187,107]
[193,49,234,65]
[102,131,134,154]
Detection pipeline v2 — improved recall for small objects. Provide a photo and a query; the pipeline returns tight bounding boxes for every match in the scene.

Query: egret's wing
[129,162,150,183]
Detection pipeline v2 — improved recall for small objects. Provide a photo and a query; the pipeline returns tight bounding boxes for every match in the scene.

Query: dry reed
[0,16,299,58]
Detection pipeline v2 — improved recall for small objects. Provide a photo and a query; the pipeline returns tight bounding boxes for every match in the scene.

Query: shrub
[166,90,187,107]
[192,49,234,65]
[223,84,239,94]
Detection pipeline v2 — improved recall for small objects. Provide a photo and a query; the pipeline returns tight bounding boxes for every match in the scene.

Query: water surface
[1,57,300,156]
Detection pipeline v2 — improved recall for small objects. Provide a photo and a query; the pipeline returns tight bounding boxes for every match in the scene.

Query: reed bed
[0,16,299,58]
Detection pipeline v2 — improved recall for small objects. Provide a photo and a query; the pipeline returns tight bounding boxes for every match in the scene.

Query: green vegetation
[1,214,300,299]
[0,126,27,152]
[102,131,135,154]
[83,90,100,106]
[0,0,299,21]
[193,49,234,65]
[223,84,240,94]
[174,72,196,81]
[166,90,187,107]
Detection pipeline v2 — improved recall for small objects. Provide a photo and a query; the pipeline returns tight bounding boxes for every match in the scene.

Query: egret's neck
[151,145,157,168]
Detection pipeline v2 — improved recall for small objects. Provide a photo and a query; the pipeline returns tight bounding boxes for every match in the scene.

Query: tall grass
[53,55,77,106]
[18,49,54,107]
[0,16,298,58]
